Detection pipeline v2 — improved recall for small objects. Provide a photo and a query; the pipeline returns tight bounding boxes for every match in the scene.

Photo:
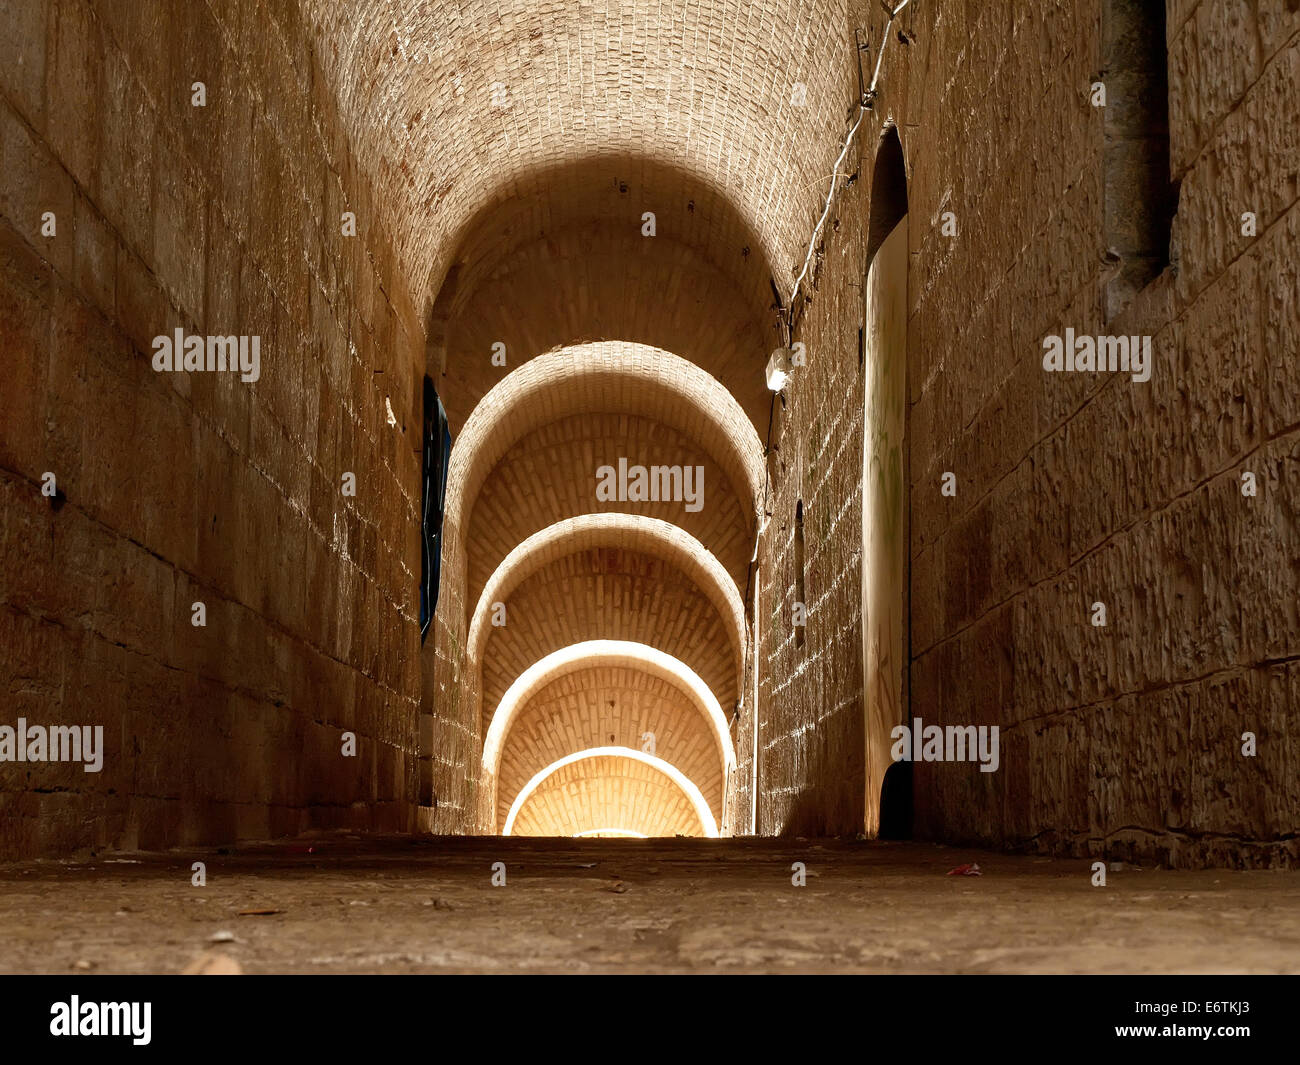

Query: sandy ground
[0,836,1296,974]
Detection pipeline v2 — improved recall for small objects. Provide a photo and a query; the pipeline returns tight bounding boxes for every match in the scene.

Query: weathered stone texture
[760,0,1298,865]
[0,0,422,858]
[2,0,1295,865]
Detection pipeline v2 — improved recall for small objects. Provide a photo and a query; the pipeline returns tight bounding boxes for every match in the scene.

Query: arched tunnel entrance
[418,146,781,839]
[431,338,762,837]
[862,126,911,839]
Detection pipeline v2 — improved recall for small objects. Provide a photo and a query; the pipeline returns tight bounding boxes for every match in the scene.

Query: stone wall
[425,521,481,833]
[0,0,424,858]
[757,0,1299,866]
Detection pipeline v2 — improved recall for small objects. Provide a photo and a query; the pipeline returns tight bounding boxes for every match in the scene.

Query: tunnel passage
[503,748,720,838]
[434,338,765,837]
[481,639,736,834]
[366,0,856,838]
[3,0,1295,875]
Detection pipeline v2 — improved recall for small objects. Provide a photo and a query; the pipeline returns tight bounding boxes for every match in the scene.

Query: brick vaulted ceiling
[481,640,735,833]
[494,662,728,830]
[507,750,716,837]
[446,344,760,836]
[467,514,746,700]
[445,342,765,607]
[300,0,856,431]
[479,537,740,708]
[296,0,859,835]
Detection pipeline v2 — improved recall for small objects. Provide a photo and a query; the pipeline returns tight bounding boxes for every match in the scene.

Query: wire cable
[787,0,914,327]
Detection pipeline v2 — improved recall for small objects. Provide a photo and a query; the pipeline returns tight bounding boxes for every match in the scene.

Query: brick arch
[494,662,728,831]
[444,342,764,546]
[440,343,766,676]
[468,514,744,689]
[504,748,718,838]
[429,157,783,436]
[867,124,909,266]
[481,640,735,834]
[301,0,854,350]
[479,542,740,730]
[467,411,753,604]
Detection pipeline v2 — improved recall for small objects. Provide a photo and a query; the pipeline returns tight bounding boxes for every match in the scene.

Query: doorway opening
[861,126,910,838]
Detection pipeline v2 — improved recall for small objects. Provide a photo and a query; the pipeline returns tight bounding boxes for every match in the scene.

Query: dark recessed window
[419,377,452,643]
[1102,0,1179,319]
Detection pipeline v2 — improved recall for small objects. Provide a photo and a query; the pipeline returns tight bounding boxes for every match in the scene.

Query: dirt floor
[0,836,1296,974]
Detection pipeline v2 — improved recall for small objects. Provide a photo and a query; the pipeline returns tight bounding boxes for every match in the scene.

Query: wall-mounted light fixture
[765,347,792,392]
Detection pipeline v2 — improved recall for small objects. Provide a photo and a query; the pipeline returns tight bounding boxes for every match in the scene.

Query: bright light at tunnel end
[502,746,720,838]
[574,828,648,838]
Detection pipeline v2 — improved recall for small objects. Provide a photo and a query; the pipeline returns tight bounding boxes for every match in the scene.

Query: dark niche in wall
[1102,0,1179,319]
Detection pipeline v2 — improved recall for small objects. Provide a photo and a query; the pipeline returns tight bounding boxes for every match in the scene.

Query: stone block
[46,0,100,194]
